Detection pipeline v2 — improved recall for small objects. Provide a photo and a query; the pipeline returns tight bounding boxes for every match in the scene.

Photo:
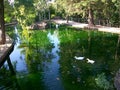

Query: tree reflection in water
[115,35,120,60]
[114,35,120,90]
[1,29,120,90]
[59,30,120,90]
[0,56,20,90]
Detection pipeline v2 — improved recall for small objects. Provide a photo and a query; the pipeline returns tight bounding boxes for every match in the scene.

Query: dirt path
[53,19,120,34]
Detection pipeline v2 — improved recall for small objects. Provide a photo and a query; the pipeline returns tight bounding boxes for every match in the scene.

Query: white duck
[86,58,95,64]
[74,56,84,60]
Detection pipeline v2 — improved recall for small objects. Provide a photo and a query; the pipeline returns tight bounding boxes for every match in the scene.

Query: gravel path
[53,19,120,34]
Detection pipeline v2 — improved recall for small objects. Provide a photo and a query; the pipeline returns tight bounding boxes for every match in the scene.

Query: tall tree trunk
[66,15,69,23]
[0,0,6,44]
[88,7,94,26]
[48,8,51,21]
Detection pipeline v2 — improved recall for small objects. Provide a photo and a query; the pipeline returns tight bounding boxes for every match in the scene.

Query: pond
[0,27,120,90]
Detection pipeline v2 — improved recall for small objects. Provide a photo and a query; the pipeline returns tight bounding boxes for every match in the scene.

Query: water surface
[0,28,120,90]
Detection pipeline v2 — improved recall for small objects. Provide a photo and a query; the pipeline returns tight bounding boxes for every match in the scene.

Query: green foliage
[4,0,36,30]
[4,0,14,23]
[58,28,119,90]
[22,29,30,43]
[112,0,116,3]
[55,0,120,26]
[17,73,44,90]
[4,0,120,28]
[14,4,36,30]
[29,30,50,48]
[3,27,120,89]
[95,73,113,89]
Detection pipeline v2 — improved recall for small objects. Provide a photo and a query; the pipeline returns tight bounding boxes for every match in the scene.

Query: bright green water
[0,28,120,90]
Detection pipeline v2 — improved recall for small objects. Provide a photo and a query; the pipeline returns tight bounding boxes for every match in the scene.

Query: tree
[4,0,15,23]
[13,0,35,30]
[34,0,48,21]
[55,0,80,23]
[55,0,97,25]
[0,0,6,44]
[111,0,120,27]
[55,0,119,26]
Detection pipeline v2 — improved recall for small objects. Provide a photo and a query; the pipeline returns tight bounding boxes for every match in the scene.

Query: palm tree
[0,0,6,44]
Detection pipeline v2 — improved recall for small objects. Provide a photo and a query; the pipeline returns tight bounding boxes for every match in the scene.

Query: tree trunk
[88,7,94,26]
[0,0,6,44]
[66,15,69,23]
[48,8,51,21]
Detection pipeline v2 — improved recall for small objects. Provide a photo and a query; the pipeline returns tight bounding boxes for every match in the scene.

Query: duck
[86,58,95,64]
[74,56,84,60]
